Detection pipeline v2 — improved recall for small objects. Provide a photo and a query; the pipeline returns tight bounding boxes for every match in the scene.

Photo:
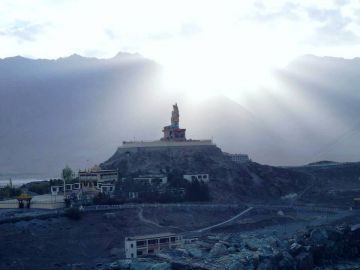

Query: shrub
[185,180,210,201]
[0,186,21,199]
[64,207,82,220]
[27,181,50,195]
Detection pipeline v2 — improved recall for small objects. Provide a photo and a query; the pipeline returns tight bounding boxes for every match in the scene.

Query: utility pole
[63,176,66,199]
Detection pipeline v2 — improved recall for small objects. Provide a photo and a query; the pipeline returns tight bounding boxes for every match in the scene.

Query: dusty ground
[0,208,162,270]
[0,206,241,270]
[141,205,243,231]
[0,205,357,270]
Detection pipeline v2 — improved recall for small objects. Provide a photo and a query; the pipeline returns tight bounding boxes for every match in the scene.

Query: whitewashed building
[79,169,118,194]
[132,175,168,185]
[125,232,183,258]
[224,153,250,164]
[51,183,80,195]
[183,174,210,183]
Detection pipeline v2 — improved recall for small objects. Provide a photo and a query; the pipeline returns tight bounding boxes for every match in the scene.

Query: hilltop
[101,144,311,202]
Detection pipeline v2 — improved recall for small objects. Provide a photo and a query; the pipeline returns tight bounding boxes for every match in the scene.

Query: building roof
[125,232,177,241]
[17,193,32,200]
[79,169,118,174]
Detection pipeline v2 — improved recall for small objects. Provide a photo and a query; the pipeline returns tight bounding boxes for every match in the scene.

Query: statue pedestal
[162,126,186,141]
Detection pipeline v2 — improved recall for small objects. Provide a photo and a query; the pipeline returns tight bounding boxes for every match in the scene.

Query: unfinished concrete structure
[125,232,183,258]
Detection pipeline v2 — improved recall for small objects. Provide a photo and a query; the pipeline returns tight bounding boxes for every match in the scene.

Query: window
[130,244,133,248]
[148,239,158,245]
[160,238,169,244]
[148,249,154,254]
[131,253,134,258]
[170,237,176,243]
[136,240,145,246]
[137,250,143,256]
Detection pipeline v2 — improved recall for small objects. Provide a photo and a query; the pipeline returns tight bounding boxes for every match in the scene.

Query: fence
[0,201,65,209]
[84,203,240,212]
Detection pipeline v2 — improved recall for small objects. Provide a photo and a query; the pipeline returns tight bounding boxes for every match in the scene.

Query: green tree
[62,166,73,181]
[185,180,210,201]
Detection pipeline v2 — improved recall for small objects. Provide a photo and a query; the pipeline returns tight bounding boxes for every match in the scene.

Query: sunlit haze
[2,2,360,269]
[1,0,360,171]
[1,0,360,101]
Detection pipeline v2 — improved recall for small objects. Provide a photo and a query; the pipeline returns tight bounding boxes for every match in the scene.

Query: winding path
[196,206,254,233]
[137,207,185,231]
[137,206,164,228]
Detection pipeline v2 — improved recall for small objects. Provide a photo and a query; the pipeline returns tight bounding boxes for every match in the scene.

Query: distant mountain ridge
[0,53,360,176]
[0,52,160,176]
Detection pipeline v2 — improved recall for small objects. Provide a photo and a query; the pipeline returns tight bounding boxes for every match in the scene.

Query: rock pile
[108,224,360,270]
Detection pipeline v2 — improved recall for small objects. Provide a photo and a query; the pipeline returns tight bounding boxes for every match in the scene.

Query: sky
[1,0,360,99]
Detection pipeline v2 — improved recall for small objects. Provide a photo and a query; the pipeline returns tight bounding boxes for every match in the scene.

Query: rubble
[109,223,360,270]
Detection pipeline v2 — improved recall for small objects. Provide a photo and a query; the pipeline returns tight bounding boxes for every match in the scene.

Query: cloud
[180,23,202,37]
[148,32,174,41]
[0,0,360,62]
[306,8,359,45]
[250,1,300,22]
[0,20,46,42]
[238,0,360,51]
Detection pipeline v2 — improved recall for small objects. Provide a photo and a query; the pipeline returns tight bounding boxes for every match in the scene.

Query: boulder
[295,252,313,270]
[350,224,360,232]
[289,243,303,256]
[310,228,328,244]
[224,253,253,270]
[196,240,213,249]
[245,239,261,251]
[111,259,132,270]
[325,228,342,241]
[257,258,273,270]
[185,244,203,258]
[109,261,121,270]
[257,246,274,260]
[209,243,228,258]
[351,224,360,241]
[228,246,238,253]
[278,251,295,270]
[129,259,171,270]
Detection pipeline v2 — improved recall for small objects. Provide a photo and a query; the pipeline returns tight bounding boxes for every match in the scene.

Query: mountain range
[0,53,359,177]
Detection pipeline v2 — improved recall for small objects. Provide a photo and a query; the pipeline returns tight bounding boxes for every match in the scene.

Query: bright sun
[146,25,298,103]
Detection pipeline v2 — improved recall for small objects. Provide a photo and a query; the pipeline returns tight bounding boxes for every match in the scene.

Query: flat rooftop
[79,170,118,173]
[125,232,177,241]
[121,140,214,149]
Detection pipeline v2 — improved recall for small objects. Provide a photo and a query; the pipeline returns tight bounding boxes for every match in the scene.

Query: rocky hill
[288,162,360,206]
[101,144,311,202]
